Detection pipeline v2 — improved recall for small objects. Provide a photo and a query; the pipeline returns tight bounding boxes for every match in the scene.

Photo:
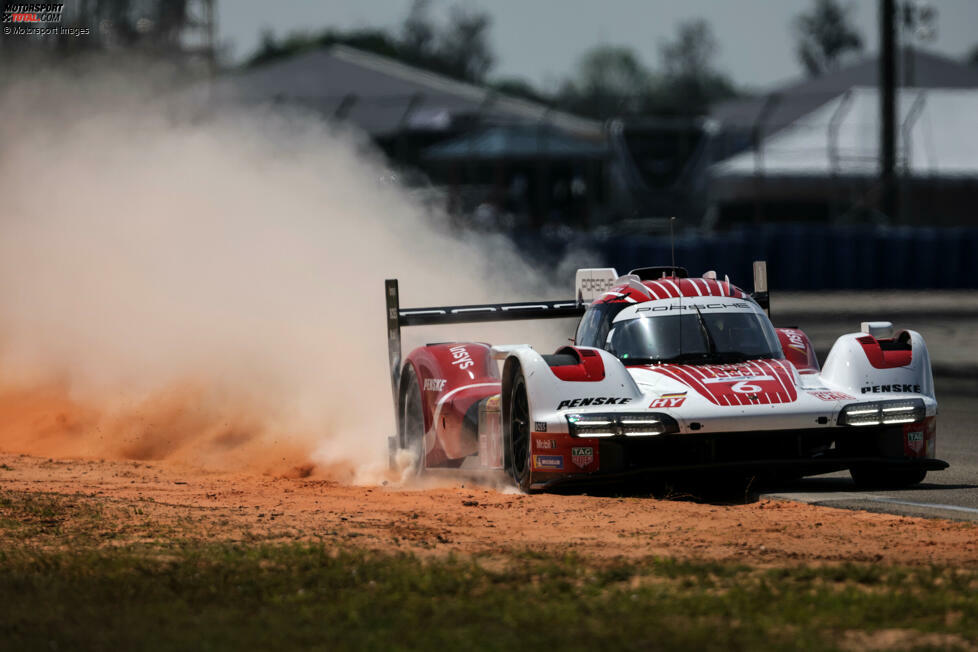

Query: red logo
[11,13,38,21]
[907,431,924,454]
[649,392,686,408]
[807,390,855,401]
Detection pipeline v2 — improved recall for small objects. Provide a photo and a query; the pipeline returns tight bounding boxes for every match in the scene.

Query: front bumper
[529,423,948,490]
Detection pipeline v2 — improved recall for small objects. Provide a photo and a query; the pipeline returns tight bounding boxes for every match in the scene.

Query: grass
[1,491,977,651]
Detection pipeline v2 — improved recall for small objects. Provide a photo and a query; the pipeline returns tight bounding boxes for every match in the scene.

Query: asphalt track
[761,387,978,521]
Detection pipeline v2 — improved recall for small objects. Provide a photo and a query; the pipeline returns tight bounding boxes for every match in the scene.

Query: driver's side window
[575,302,626,349]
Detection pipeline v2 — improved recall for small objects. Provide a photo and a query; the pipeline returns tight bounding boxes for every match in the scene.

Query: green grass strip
[1,542,977,651]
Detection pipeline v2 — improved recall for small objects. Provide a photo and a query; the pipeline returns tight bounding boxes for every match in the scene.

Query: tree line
[245,0,879,119]
[5,0,975,116]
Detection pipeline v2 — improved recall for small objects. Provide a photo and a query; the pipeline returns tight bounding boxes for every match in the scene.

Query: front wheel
[850,465,926,489]
[506,368,533,492]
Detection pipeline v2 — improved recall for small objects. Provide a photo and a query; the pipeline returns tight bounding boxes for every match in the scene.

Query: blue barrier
[517,224,978,290]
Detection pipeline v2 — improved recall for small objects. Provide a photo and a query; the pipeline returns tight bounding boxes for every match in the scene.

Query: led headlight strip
[838,398,926,427]
[566,413,679,438]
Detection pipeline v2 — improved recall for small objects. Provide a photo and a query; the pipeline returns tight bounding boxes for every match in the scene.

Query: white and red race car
[385,263,947,492]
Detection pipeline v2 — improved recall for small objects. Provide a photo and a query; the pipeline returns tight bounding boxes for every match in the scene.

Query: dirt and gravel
[3,451,976,568]
[2,294,977,568]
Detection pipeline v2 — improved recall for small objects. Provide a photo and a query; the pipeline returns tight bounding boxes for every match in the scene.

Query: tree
[556,21,736,120]
[794,0,864,77]
[435,5,495,82]
[557,45,654,118]
[632,19,736,116]
[400,0,436,60]
[660,18,717,81]
[654,19,736,115]
[244,2,495,84]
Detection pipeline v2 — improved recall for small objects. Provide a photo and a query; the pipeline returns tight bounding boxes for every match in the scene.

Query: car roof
[594,276,751,305]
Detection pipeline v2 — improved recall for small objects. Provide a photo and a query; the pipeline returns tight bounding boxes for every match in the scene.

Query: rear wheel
[850,465,926,489]
[399,368,426,476]
[506,368,532,492]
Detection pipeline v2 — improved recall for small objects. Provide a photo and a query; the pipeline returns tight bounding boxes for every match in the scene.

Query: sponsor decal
[807,390,856,401]
[702,374,772,384]
[580,276,614,293]
[571,446,594,468]
[702,376,773,394]
[861,384,921,394]
[649,392,687,408]
[533,454,564,470]
[535,438,557,449]
[903,417,935,458]
[534,421,548,432]
[449,344,474,370]
[557,397,632,410]
[907,430,924,454]
[651,359,798,406]
[635,302,750,313]
[423,378,447,392]
[782,329,807,354]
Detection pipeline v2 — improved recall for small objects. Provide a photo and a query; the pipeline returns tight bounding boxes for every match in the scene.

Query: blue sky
[218,1,978,90]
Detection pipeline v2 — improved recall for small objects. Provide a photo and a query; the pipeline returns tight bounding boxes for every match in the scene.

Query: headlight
[838,399,926,426]
[566,413,679,438]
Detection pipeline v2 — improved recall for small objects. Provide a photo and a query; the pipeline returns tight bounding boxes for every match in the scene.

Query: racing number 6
[730,380,763,394]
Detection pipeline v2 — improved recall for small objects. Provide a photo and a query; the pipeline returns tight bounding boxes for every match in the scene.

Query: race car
[385,262,947,492]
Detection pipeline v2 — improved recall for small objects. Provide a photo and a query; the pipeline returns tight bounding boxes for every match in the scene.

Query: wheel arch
[822,329,936,400]
[399,342,500,447]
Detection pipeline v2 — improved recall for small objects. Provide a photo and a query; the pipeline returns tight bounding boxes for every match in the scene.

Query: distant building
[201,45,606,228]
[708,50,978,228]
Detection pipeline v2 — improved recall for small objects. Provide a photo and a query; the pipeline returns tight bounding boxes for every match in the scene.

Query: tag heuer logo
[907,430,924,454]
[571,446,593,468]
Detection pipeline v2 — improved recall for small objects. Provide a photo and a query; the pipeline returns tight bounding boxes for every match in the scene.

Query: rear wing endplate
[574,268,619,304]
[752,260,770,316]
[385,279,584,407]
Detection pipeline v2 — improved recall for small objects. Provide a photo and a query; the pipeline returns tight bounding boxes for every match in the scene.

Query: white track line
[765,491,978,516]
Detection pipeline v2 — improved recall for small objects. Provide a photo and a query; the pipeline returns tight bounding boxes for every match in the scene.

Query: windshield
[605,311,783,364]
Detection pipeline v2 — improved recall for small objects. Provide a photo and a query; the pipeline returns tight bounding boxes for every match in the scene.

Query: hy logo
[649,392,686,408]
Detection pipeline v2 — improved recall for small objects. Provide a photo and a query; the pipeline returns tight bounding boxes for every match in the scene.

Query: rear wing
[385,279,585,406]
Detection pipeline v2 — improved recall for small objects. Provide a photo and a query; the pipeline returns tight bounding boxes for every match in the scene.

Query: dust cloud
[0,66,584,482]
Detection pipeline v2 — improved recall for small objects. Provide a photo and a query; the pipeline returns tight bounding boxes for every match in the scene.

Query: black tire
[399,367,426,476]
[850,465,926,489]
[506,368,533,492]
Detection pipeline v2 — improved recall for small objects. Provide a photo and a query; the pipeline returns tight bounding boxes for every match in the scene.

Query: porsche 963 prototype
[385,263,947,492]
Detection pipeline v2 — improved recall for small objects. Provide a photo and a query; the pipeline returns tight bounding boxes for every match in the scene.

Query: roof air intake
[628,266,689,280]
